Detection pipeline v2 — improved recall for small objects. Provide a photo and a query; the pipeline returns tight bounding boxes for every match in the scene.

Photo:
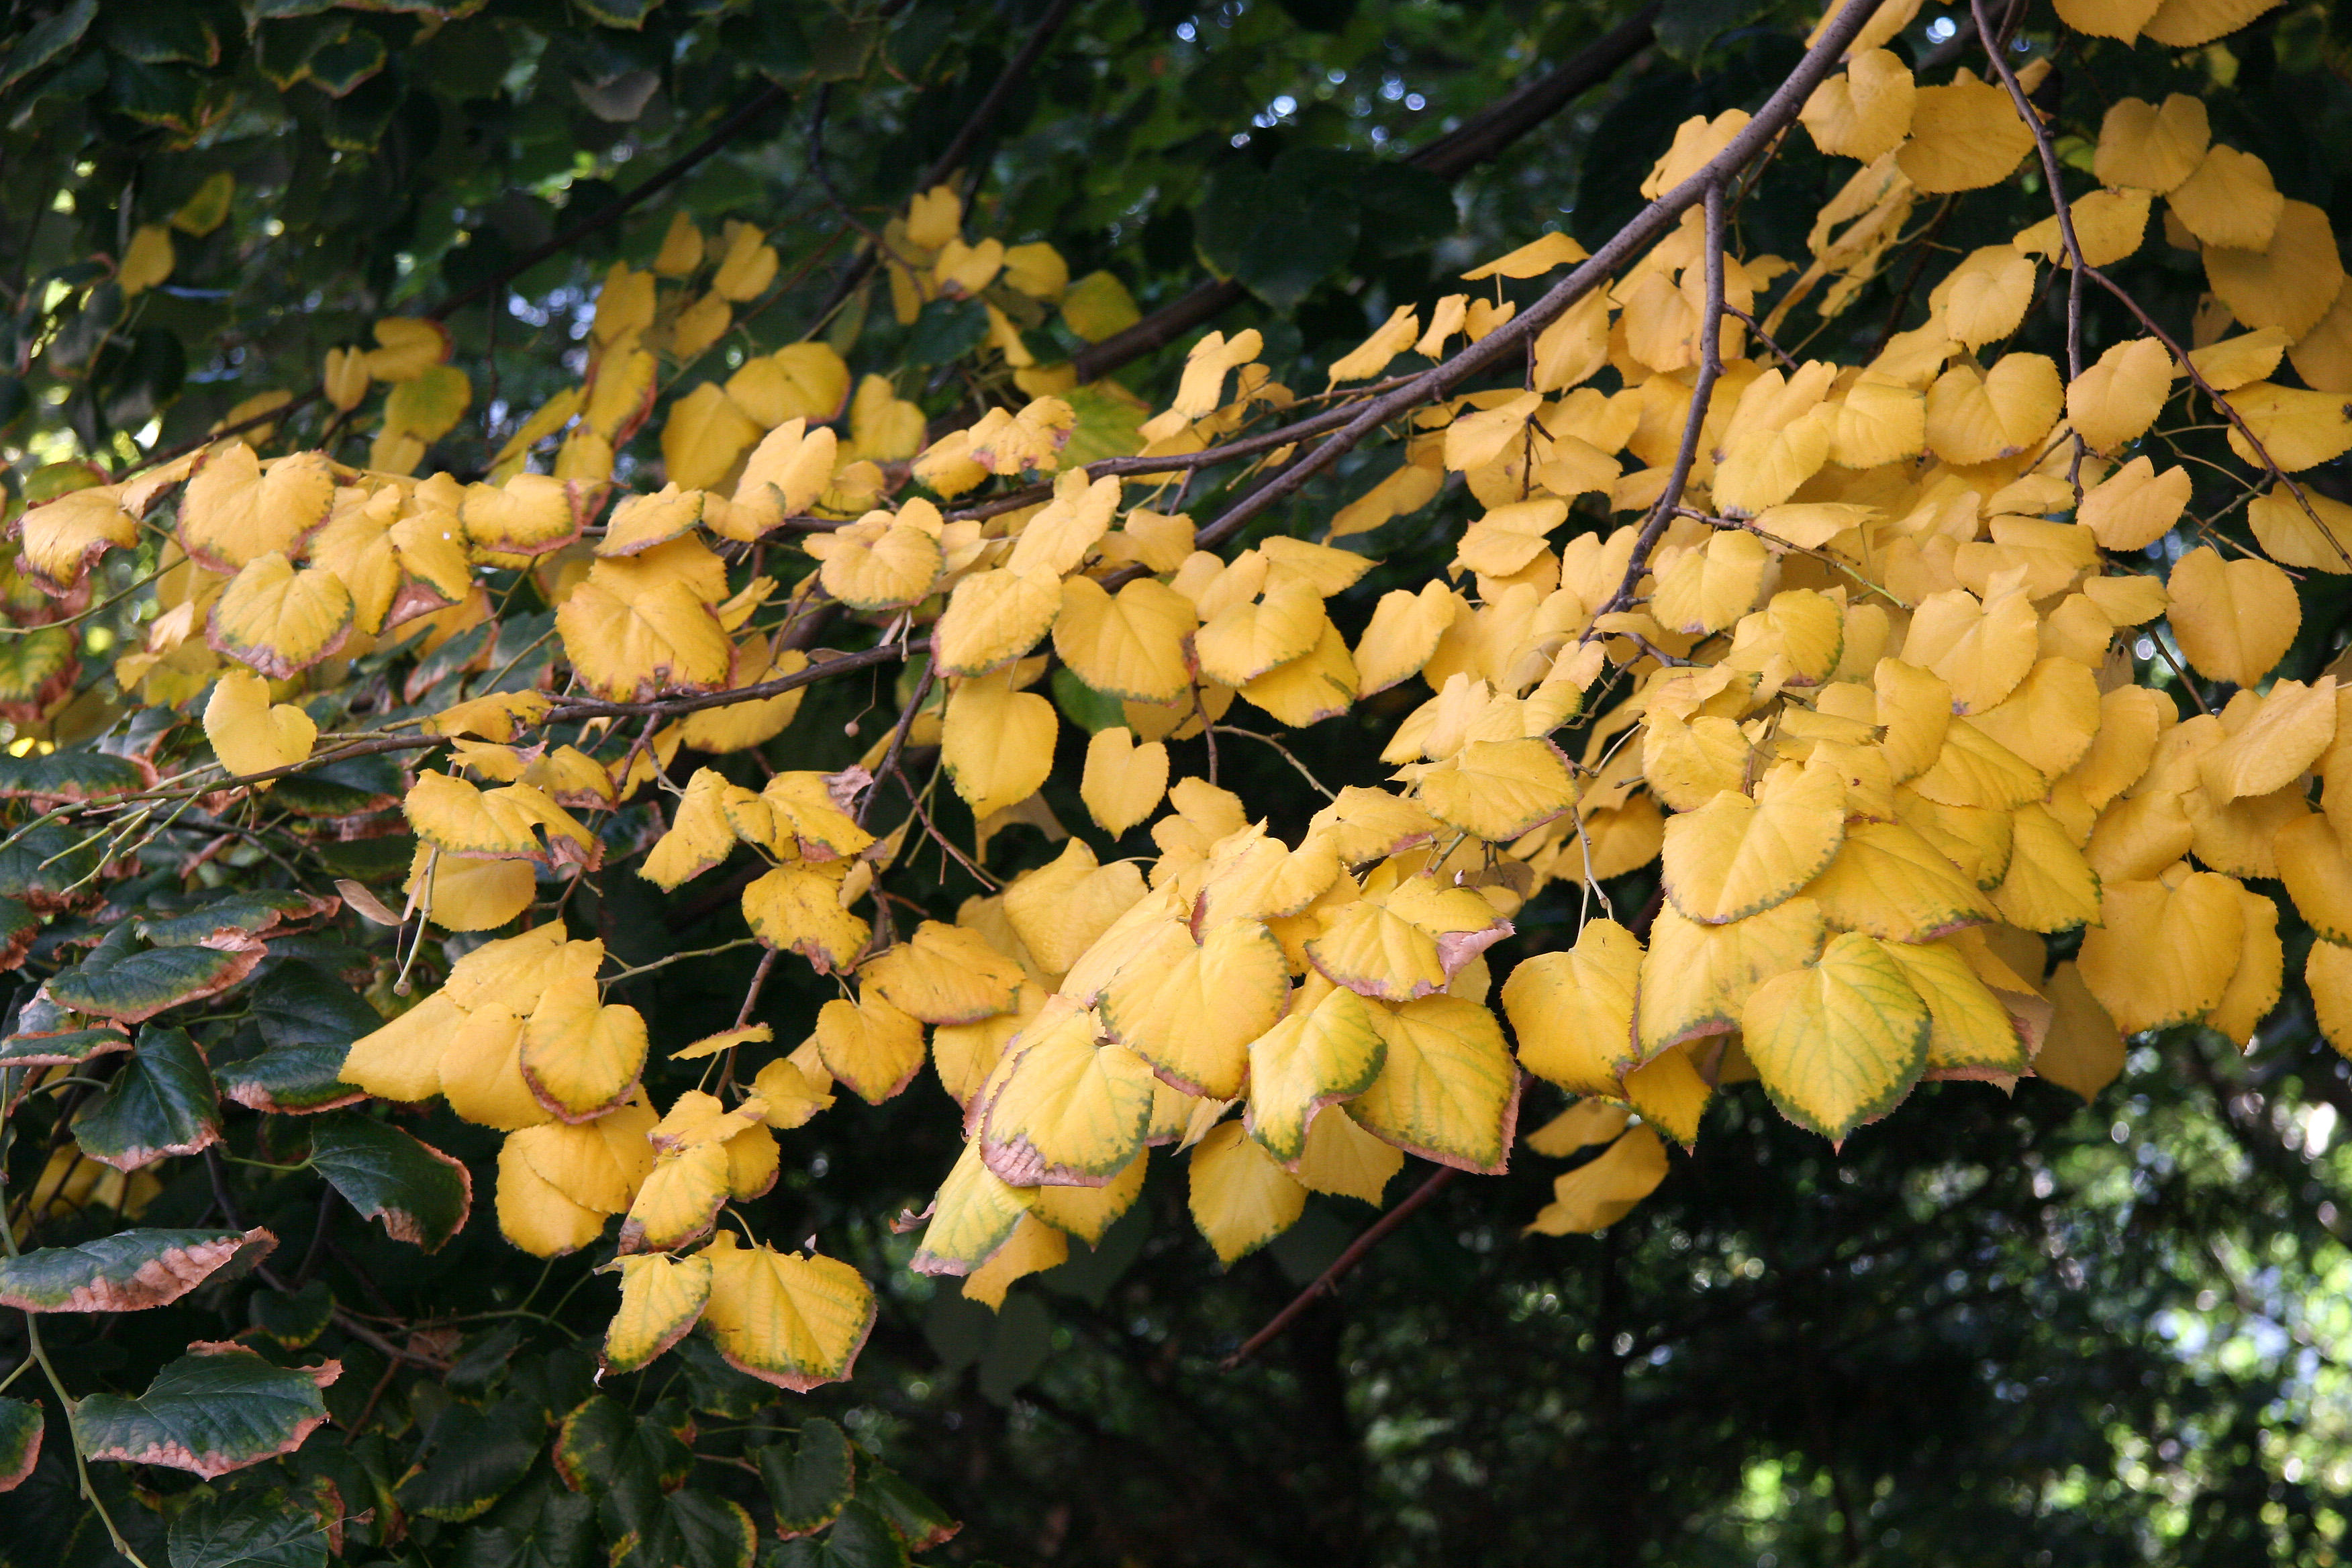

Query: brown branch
[1222,1165,1457,1369]
[1587,179,1730,628]
[1071,3,1664,383]
[1181,0,1892,556]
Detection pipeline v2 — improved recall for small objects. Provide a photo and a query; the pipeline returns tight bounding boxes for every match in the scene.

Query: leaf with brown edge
[0,1398,39,1493]
[205,552,356,678]
[0,1023,130,1069]
[699,1232,877,1392]
[48,936,266,1025]
[308,1114,473,1252]
[75,1342,340,1480]
[0,1226,275,1313]
[71,1027,222,1171]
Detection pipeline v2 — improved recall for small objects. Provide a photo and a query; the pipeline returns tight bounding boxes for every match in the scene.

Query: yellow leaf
[406,771,593,866]
[117,223,175,296]
[1240,618,1358,728]
[1195,577,1324,687]
[911,1139,1038,1276]
[961,1212,1067,1308]
[864,922,1022,1026]
[1623,1043,1712,1147]
[709,221,780,301]
[1934,246,2037,350]
[1526,1126,1669,1235]
[554,571,731,703]
[597,484,704,557]
[642,769,734,891]
[509,1109,655,1216]
[1351,995,1518,1173]
[1420,737,1577,842]
[1244,987,1385,1163]
[17,487,137,592]
[934,567,1060,676]
[1054,576,1195,703]
[1502,919,1643,1096]
[2035,959,2124,1099]
[1877,938,2031,1076]
[1024,1150,1144,1250]
[1355,582,1461,697]
[728,342,848,426]
[618,1142,732,1253]
[2205,200,2344,340]
[2066,337,2171,452]
[1292,1104,1405,1204]
[2166,546,2298,688]
[496,1136,605,1257]
[750,1046,836,1130]
[810,516,942,611]
[1990,801,2101,933]
[365,316,451,381]
[2092,93,2208,191]
[1462,232,1588,281]
[1661,758,1847,924]
[603,1253,712,1373]
[1187,1121,1307,1266]
[2277,814,2352,944]
[340,991,462,1104]
[2247,487,2352,573]
[1897,70,2034,193]
[2220,381,2352,473]
[1079,726,1169,836]
[2015,187,2150,269]
[1637,897,1826,1059]
[205,552,354,679]
[940,671,1057,820]
[203,667,315,778]
[1971,656,2102,779]
[179,444,334,573]
[1003,840,1151,975]
[980,1010,1156,1185]
[1741,931,1929,1141]
[1924,353,2063,464]
[1099,917,1289,1100]
[170,170,234,236]
[1800,48,1914,162]
[409,850,536,932]
[662,383,765,491]
[2079,456,2190,551]
[1525,1099,1632,1158]
[1062,269,1140,342]
[1902,585,2039,714]
[742,866,870,975]
[2309,940,2352,1061]
[1802,820,1994,942]
[2201,677,2336,801]
[441,1004,552,1131]
[2143,0,2286,50]
[2077,871,2245,1032]
[520,978,646,1122]
[2204,884,2282,1044]
[1652,528,1770,630]
[934,984,1045,1111]
[700,1232,875,1391]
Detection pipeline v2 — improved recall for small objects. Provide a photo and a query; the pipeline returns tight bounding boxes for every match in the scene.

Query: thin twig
[1222,1166,1459,1369]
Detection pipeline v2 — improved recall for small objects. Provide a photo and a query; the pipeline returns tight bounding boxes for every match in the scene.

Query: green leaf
[448,1470,598,1568]
[0,749,154,805]
[271,754,403,820]
[0,822,102,909]
[763,1500,908,1568]
[1,0,97,91]
[137,890,337,947]
[166,1487,338,1568]
[852,1461,957,1553]
[216,962,376,1114]
[76,1342,339,1479]
[0,1225,275,1312]
[250,1279,336,1350]
[0,1022,130,1069]
[395,1398,544,1523]
[72,1026,222,1171]
[100,0,220,67]
[904,299,987,367]
[0,893,37,972]
[754,1419,851,1539]
[609,1487,756,1568]
[1059,385,1146,468]
[1194,152,1361,309]
[554,1395,692,1496]
[48,936,266,1024]
[307,1114,473,1252]
[0,1398,42,1494]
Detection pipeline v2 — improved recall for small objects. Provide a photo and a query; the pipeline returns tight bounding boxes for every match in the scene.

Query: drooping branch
[1184,0,1892,555]
[1220,1165,1458,1369]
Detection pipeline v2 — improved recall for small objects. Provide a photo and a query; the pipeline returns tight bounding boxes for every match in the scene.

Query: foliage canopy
[5,0,2352,1563]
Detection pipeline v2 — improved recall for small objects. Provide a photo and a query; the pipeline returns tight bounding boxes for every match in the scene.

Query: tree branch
[1185,0,1888,556]
[1222,1165,1457,1369]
